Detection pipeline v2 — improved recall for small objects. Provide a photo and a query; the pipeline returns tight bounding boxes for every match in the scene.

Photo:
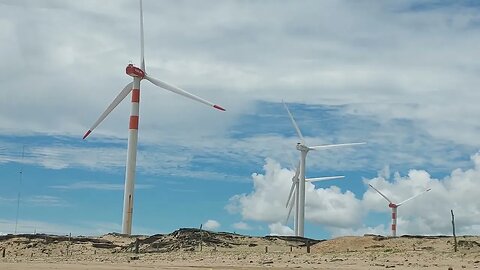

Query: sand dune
[1,229,479,269]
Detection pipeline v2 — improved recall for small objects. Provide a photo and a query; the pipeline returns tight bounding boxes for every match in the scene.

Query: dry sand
[1,229,479,269]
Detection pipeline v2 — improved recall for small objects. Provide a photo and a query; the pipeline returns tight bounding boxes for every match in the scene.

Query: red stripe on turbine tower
[129,116,139,129]
[83,0,225,236]
[132,89,140,102]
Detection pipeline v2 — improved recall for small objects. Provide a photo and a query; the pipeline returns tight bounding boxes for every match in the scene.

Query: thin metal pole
[14,145,25,234]
[451,209,457,252]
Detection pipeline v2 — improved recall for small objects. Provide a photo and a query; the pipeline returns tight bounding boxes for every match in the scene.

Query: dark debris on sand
[125,228,323,253]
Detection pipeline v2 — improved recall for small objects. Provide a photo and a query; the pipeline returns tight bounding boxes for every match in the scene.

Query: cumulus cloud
[1,0,480,150]
[363,152,480,236]
[229,153,480,236]
[203,220,221,231]
[232,221,252,231]
[268,222,294,236]
[227,158,364,233]
[226,159,294,222]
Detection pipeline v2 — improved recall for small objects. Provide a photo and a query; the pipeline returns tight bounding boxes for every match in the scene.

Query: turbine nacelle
[369,183,431,237]
[388,203,398,208]
[83,0,225,235]
[296,143,310,152]
[283,101,364,237]
[126,64,145,79]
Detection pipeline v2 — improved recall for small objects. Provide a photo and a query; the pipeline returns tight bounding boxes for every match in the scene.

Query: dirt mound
[458,239,480,249]
[0,233,128,257]
[312,235,384,253]
[125,228,321,253]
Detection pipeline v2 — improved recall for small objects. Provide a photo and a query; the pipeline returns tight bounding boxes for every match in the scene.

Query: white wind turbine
[83,0,225,235]
[368,184,431,237]
[283,102,365,237]
[285,161,344,235]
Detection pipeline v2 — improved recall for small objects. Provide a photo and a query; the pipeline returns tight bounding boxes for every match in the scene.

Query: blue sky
[1,0,480,238]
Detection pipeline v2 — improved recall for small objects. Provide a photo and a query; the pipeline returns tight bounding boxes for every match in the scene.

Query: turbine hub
[389,203,397,208]
[296,143,309,152]
[126,64,145,79]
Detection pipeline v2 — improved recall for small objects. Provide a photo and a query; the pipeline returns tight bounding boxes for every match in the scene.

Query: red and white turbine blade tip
[83,130,92,140]
[82,82,133,140]
[213,105,226,111]
[145,75,225,111]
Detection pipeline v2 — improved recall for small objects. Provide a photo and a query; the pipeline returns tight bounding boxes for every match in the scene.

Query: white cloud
[0,196,16,203]
[50,181,152,191]
[363,152,480,236]
[268,222,294,236]
[26,195,67,207]
[2,194,69,207]
[2,0,480,238]
[232,221,252,231]
[1,0,480,151]
[226,159,295,222]
[228,152,480,236]
[227,158,363,227]
[328,224,388,238]
[203,219,221,231]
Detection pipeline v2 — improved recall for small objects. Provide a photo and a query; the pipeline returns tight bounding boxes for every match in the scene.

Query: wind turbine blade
[309,142,366,150]
[145,75,225,111]
[285,182,296,208]
[283,101,305,144]
[83,82,133,139]
[397,188,432,206]
[285,190,296,224]
[139,0,145,71]
[306,176,345,182]
[368,184,393,204]
[293,161,300,179]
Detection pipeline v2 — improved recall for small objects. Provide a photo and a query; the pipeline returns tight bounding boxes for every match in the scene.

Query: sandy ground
[1,233,479,269]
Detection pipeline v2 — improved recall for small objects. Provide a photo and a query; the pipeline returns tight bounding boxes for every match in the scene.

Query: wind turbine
[283,102,365,237]
[285,161,344,235]
[83,0,225,235]
[368,184,431,237]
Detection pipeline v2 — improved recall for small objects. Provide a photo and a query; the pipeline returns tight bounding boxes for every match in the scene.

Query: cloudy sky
[0,0,479,238]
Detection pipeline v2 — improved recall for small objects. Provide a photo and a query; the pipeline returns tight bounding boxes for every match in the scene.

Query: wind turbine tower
[83,0,225,235]
[283,102,365,237]
[369,184,431,237]
[285,161,344,236]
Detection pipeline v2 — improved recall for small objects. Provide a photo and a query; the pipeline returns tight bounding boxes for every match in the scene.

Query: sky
[0,0,479,239]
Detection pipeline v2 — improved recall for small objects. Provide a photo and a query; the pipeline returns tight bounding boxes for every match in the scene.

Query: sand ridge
[1,229,479,269]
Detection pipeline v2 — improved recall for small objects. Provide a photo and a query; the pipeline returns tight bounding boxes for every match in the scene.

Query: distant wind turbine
[83,0,225,235]
[283,101,365,237]
[285,161,344,234]
[368,184,431,237]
